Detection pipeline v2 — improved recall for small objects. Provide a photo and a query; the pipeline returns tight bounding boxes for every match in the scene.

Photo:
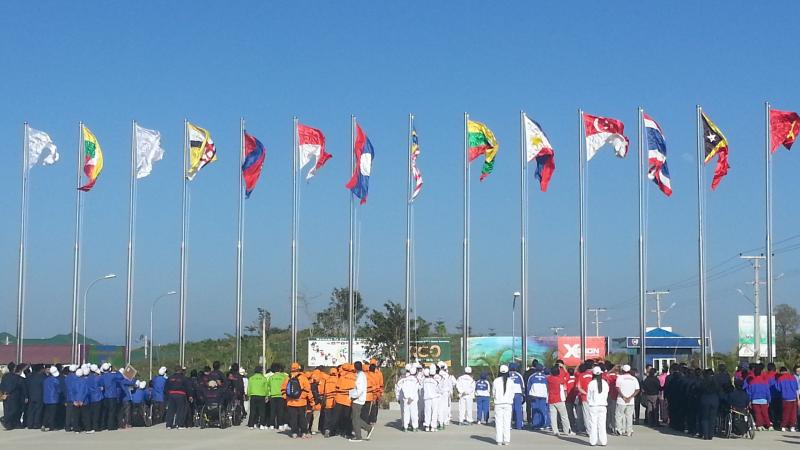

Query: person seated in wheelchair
[131,381,152,427]
[726,379,753,436]
[200,380,226,427]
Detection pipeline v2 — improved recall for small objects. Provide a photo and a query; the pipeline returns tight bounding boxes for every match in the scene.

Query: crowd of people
[3,356,799,446]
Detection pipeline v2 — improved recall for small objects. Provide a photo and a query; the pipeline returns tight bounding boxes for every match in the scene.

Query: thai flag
[345,124,374,205]
[644,113,672,197]
[242,131,266,198]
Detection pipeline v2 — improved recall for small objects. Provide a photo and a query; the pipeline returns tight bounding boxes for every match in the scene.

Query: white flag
[135,124,165,179]
[27,126,59,170]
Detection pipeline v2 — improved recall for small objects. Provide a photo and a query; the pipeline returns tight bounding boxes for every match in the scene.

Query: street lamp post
[150,290,178,379]
[512,292,520,362]
[82,273,117,363]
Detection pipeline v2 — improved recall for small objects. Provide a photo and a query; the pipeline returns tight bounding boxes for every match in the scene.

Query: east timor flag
[700,111,729,190]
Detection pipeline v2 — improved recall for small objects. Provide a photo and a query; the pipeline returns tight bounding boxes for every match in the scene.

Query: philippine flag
[242,131,266,198]
[345,124,375,205]
[583,113,629,161]
[644,113,672,197]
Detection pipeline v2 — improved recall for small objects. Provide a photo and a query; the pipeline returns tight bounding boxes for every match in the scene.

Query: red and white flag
[583,113,629,161]
[297,123,331,180]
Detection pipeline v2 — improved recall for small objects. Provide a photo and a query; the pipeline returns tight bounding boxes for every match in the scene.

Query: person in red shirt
[602,363,618,434]
[546,367,574,436]
[576,362,594,434]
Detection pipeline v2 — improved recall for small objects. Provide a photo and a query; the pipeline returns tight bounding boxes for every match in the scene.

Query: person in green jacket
[247,366,269,429]
[267,363,289,430]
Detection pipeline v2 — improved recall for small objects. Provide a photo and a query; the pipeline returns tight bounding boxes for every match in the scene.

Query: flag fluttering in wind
[644,113,672,196]
[26,126,59,171]
[135,124,165,179]
[410,126,423,201]
[523,116,555,192]
[770,109,800,153]
[78,126,104,192]
[298,123,331,180]
[583,113,629,161]
[467,120,499,181]
[186,122,217,181]
[345,124,375,204]
[242,131,266,198]
[700,112,730,190]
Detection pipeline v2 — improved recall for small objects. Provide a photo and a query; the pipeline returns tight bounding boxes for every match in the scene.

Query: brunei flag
[467,120,499,181]
[78,126,104,192]
[186,122,217,180]
[700,111,729,190]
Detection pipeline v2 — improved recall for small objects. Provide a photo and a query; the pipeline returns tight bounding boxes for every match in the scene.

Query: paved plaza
[2,409,796,449]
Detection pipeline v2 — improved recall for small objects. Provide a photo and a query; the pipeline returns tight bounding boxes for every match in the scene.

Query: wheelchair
[722,407,755,439]
[200,402,233,429]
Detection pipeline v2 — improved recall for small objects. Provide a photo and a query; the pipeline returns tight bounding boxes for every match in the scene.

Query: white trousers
[403,399,419,429]
[549,401,571,434]
[588,405,608,446]
[459,395,474,423]
[424,398,439,428]
[614,403,634,435]
[495,404,512,444]
[437,395,449,425]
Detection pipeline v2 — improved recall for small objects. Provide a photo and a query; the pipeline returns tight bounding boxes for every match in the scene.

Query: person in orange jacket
[281,362,315,439]
[326,363,356,437]
[363,359,384,426]
[307,367,326,435]
[322,367,338,435]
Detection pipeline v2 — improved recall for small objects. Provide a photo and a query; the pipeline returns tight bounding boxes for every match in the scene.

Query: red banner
[557,336,607,367]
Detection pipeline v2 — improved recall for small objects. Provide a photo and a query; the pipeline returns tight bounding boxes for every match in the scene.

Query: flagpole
[765,101,774,363]
[125,120,137,365]
[15,123,30,362]
[235,117,245,365]
[578,109,587,361]
[519,111,528,366]
[696,105,708,369]
[404,113,413,363]
[71,122,85,363]
[462,112,470,366]
[348,115,356,361]
[291,116,299,363]
[179,119,189,366]
[637,108,646,372]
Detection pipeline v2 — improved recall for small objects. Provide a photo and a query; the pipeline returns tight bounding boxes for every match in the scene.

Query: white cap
[621,365,631,373]
[77,368,85,377]
[49,366,59,376]
[138,381,147,389]
[81,364,90,373]
[158,367,167,376]
[437,361,446,369]
[464,366,472,374]
[592,366,602,375]
[422,368,430,377]
[101,363,111,372]
[500,365,509,374]
[409,366,417,375]
[68,364,78,372]
[90,364,99,373]
[404,364,412,372]
[239,367,246,376]
[429,363,437,373]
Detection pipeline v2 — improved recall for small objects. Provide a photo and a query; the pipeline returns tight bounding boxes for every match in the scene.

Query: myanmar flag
[467,120,499,181]
[78,126,104,192]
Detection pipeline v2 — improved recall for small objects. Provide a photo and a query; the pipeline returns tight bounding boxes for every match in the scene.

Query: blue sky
[0,1,798,352]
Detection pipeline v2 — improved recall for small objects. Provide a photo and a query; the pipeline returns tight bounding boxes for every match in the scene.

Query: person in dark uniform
[165,366,191,429]
[1,363,26,430]
[684,368,701,436]
[25,364,45,429]
[642,368,661,427]
[698,369,721,440]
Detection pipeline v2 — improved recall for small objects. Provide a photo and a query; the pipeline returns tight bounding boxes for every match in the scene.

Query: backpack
[285,375,302,400]
[311,381,323,404]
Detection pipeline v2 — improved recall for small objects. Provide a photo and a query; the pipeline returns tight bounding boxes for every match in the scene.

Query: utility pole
[646,290,671,328]
[588,308,607,337]
[740,254,765,359]
[549,326,564,336]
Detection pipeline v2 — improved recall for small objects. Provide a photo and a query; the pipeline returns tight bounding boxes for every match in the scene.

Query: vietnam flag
[770,109,800,153]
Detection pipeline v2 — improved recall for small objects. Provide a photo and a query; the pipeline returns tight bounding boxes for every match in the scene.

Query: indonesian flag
[770,109,800,153]
[583,113,629,161]
[297,123,331,180]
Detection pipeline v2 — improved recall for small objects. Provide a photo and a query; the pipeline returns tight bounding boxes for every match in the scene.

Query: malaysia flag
[345,124,375,205]
[242,131,266,198]
[583,113,629,161]
[644,113,672,196]
[298,123,331,180]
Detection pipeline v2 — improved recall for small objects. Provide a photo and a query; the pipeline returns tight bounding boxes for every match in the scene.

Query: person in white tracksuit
[493,365,521,445]
[415,363,426,424]
[398,367,420,431]
[586,366,610,447]
[422,368,440,432]
[456,367,476,424]
[436,364,453,427]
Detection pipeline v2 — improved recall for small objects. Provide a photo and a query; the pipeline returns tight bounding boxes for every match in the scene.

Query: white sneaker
[260,425,267,430]
[791,427,797,432]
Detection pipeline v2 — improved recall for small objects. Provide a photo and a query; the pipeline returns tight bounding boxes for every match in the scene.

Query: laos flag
[345,124,374,204]
[242,131,266,198]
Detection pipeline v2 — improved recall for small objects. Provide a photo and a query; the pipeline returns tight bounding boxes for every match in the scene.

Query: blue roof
[646,327,682,338]
[625,328,702,349]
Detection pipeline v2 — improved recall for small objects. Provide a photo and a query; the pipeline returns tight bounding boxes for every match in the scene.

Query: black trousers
[65,404,80,432]
[119,402,131,428]
[361,401,372,422]
[368,401,379,424]
[103,398,118,430]
[318,408,326,433]
[2,396,22,430]
[327,403,352,435]
[89,401,102,431]
[26,400,43,429]
[152,401,165,424]
[286,406,308,436]
[248,396,266,427]
[699,395,719,439]
[43,404,58,430]
[269,397,286,428]
[80,405,92,431]
[165,394,187,428]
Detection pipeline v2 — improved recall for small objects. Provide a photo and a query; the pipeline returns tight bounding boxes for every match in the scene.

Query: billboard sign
[410,339,451,366]
[307,339,368,367]
[465,336,558,366]
[738,315,776,358]
[557,336,607,367]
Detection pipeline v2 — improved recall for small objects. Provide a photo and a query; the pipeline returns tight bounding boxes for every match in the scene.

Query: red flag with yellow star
[770,109,800,153]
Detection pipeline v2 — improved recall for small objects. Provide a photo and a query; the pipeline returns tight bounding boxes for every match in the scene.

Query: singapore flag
[583,113,629,161]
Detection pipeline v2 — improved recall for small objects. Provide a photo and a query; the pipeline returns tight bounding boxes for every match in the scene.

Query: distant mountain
[0,332,101,346]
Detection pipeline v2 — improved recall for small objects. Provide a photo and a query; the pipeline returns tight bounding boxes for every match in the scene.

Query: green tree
[312,288,368,338]
[244,307,272,336]
[361,301,431,365]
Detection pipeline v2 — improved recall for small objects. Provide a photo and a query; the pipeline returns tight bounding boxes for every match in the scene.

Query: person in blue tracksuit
[86,365,104,432]
[68,368,90,433]
[43,366,62,431]
[508,363,525,429]
[150,367,168,424]
[101,365,122,430]
[475,372,491,424]
[64,365,80,432]
[131,381,152,426]
[117,372,136,429]
[526,365,550,430]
